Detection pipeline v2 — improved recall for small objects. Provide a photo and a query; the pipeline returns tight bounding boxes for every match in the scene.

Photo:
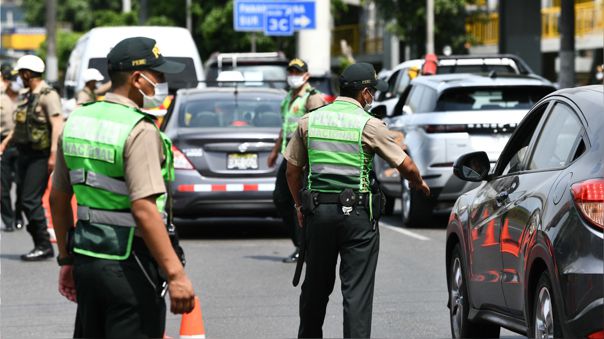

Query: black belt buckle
[339,189,356,215]
[339,189,356,207]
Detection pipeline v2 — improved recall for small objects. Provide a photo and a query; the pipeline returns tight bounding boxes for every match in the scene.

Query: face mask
[139,73,169,109]
[363,89,374,111]
[11,77,23,92]
[287,75,305,89]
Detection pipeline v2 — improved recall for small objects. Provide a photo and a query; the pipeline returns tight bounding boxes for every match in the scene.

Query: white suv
[385,73,555,226]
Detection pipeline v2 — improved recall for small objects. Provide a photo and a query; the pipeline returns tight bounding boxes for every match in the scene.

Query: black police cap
[287,58,308,72]
[107,37,184,74]
[1,63,16,80]
[339,63,387,92]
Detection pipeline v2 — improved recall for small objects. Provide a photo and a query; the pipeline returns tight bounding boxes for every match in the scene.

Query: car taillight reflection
[571,179,604,230]
[423,124,467,133]
[587,329,604,339]
[172,145,195,170]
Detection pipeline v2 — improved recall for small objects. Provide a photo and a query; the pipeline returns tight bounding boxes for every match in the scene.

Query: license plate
[227,153,258,170]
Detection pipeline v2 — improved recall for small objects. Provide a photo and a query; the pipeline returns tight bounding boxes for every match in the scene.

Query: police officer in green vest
[49,37,195,338]
[285,63,430,338]
[0,55,64,260]
[267,58,325,263]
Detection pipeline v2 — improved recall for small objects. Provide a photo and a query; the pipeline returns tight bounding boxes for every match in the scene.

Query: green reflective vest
[307,100,373,193]
[280,85,317,154]
[13,87,54,150]
[62,101,173,260]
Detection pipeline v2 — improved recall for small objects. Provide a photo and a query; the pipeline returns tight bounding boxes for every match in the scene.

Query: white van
[64,26,204,99]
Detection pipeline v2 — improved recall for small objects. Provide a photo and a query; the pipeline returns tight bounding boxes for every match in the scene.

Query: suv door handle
[496,191,509,204]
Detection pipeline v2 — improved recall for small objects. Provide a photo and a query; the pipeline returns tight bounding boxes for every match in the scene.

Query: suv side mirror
[453,151,490,182]
[370,105,387,119]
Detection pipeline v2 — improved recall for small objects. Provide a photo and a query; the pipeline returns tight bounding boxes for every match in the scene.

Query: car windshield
[88,57,199,90]
[206,64,287,89]
[178,93,283,129]
[435,86,553,111]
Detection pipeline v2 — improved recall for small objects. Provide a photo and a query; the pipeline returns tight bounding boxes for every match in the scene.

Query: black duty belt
[316,192,368,206]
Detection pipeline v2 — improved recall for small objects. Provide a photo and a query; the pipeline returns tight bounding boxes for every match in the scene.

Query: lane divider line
[381,224,431,241]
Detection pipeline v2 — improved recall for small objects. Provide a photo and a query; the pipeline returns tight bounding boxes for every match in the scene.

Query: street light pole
[45,0,58,84]
[186,0,192,33]
[559,0,575,88]
[426,0,435,54]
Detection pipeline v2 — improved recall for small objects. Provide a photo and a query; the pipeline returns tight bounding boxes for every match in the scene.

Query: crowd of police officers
[0,36,430,338]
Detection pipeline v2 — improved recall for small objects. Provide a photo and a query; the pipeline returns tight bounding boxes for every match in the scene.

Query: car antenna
[489,70,497,79]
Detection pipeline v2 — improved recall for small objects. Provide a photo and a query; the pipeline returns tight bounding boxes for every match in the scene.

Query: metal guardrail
[466,1,604,45]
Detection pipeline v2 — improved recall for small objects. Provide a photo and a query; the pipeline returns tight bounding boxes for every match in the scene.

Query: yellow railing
[364,38,384,54]
[467,1,604,45]
[331,25,360,55]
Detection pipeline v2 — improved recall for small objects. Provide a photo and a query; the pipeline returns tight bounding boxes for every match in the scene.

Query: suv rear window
[178,94,282,129]
[88,57,199,91]
[435,86,554,112]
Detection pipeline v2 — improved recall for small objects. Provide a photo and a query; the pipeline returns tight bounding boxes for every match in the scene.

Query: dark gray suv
[446,85,603,338]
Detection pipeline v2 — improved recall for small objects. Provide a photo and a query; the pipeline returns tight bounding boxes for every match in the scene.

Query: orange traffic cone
[180,297,206,339]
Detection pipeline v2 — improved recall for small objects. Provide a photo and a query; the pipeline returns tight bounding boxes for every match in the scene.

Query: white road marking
[381,224,431,241]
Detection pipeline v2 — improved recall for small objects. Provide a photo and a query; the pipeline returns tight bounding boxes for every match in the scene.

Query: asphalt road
[1,205,520,338]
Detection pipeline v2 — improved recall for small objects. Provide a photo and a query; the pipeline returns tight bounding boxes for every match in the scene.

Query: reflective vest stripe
[308,139,359,153]
[69,169,129,196]
[77,206,136,228]
[310,164,361,176]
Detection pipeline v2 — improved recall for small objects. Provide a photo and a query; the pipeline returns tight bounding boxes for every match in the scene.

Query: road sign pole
[251,32,257,52]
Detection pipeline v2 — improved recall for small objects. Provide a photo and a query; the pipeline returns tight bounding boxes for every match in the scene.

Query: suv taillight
[172,145,195,170]
[423,124,467,133]
[571,179,604,230]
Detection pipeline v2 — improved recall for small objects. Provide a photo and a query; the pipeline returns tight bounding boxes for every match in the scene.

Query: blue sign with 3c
[234,0,316,32]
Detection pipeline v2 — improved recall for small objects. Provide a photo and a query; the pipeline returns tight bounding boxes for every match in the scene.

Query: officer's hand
[168,270,196,314]
[48,151,56,174]
[410,179,431,197]
[267,150,278,168]
[58,265,77,303]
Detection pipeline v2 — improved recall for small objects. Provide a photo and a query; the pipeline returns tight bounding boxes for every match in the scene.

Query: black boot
[282,247,300,263]
[14,217,24,230]
[3,224,14,232]
[21,247,54,261]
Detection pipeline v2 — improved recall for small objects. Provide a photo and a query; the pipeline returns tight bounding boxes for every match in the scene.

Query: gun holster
[167,223,186,267]
[299,189,318,215]
[368,171,387,222]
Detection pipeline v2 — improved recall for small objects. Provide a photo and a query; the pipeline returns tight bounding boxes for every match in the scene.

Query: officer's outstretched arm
[396,157,430,196]
[131,197,196,314]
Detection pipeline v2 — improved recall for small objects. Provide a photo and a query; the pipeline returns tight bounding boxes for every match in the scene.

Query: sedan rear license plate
[227,153,258,170]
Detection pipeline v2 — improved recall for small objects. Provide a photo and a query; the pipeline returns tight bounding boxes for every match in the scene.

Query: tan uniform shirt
[302,84,326,112]
[284,96,407,168]
[76,87,96,105]
[31,81,62,118]
[53,93,166,202]
[0,83,15,138]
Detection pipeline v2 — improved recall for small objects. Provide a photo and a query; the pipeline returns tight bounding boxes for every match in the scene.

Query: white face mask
[363,89,374,111]
[287,75,305,89]
[10,77,23,92]
[139,73,169,110]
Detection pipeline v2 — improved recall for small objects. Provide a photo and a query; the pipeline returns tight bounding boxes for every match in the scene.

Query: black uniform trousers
[273,160,300,247]
[1,144,21,228]
[298,203,380,339]
[73,238,166,339]
[15,145,52,249]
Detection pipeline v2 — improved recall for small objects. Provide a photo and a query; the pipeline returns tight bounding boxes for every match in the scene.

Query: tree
[374,0,472,58]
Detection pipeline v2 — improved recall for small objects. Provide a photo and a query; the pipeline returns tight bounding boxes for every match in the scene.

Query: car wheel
[529,272,562,339]
[401,179,432,227]
[449,244,500,339]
